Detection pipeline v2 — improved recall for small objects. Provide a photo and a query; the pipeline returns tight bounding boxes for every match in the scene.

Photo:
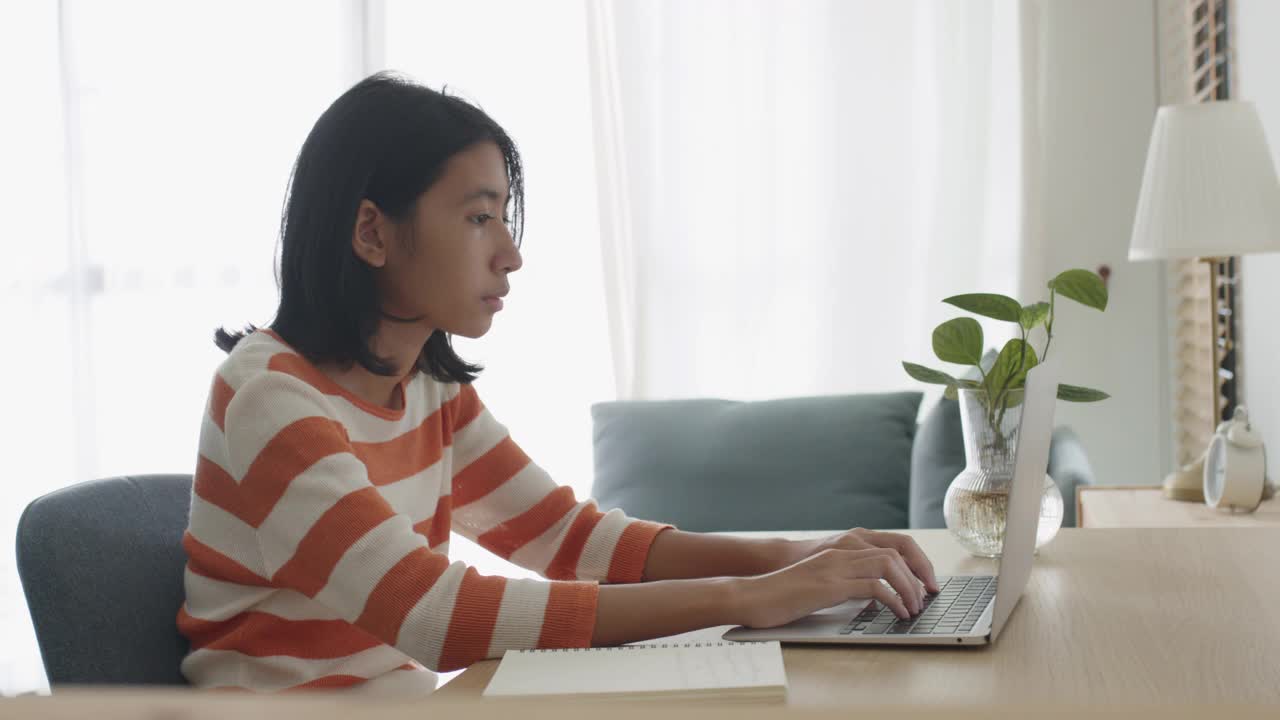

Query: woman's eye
[469,213,512,227]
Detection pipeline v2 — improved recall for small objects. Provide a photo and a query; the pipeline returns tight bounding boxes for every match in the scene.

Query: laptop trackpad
[807,598,872,618]
[724,597,873,639]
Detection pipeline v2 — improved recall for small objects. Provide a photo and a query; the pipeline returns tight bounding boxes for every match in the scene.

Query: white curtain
[1,0,364,695]
[587,0,1043,402]
[0,0,602,694]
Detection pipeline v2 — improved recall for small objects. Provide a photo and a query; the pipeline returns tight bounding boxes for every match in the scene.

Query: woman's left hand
[774,528,940,601]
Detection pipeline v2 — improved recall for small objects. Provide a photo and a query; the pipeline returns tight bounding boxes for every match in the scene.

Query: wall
[1236,0,1280,485]
[1036,0,1168,485]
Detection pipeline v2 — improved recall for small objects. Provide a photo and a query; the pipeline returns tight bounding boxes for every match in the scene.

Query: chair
[16,474,193,687]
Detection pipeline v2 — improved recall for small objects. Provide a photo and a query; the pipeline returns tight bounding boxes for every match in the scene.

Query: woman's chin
[448,318,493,340]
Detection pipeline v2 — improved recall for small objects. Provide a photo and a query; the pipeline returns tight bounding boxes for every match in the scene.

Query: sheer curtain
[587,0,1043,402]
[1,0,363,694]
[0,0,605,694]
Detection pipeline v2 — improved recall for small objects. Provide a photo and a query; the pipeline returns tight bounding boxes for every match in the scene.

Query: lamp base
[1163,454,1206,503]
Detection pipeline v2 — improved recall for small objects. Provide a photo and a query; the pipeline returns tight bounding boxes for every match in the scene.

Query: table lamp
[1128,100,1280,504]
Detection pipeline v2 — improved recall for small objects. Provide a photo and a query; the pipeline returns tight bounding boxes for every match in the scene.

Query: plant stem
[1042,288,1056,361]
[974,364,997,430]
[1001,325,1029,427]
[971,360,992,426]
[988,324,1029,432]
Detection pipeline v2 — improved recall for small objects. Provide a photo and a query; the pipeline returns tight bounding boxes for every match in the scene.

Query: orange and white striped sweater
[177,329,669,693]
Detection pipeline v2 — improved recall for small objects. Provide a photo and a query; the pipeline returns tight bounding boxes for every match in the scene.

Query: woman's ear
[352,199,389,268]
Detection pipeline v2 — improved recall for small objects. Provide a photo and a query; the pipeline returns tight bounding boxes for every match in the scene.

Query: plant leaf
[942,293,1023,323]
[932,318,984,365]
[1019,302,1051,330]
[943,385,959,401]
[1057,384,1110,402]
[902,362,958,386]
[984,339,1040,397]
[1048,269,1108,311]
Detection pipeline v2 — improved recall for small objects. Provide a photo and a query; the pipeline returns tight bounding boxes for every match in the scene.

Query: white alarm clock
[1203,406,1268,512]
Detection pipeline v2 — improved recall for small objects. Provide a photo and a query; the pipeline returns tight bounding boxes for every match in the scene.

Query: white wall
[1236,0,1280,486]
[1036,0,1167,485]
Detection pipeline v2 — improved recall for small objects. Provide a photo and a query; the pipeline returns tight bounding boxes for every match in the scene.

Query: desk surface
[3,692,1279,719]
[434,527,1280,707]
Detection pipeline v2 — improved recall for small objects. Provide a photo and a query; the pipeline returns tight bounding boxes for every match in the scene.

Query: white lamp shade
[1129,101,1280,261]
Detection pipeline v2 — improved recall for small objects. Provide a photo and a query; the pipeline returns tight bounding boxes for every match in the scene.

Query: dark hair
[215,71,524,384]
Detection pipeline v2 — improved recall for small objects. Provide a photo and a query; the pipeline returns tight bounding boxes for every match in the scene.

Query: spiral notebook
[482,641,787,703]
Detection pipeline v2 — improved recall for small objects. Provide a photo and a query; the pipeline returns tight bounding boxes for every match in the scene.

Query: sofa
[590,390,1095,533]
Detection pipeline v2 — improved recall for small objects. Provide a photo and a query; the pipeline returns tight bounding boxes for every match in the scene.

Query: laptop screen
[989,355,1060,640]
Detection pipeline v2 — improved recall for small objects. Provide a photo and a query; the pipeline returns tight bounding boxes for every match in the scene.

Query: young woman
[177,72,938,694]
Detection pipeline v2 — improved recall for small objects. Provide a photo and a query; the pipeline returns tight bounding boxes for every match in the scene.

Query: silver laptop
[723,355,1059,647]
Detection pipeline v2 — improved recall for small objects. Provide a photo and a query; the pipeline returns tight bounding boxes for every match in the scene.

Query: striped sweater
[177,329,669,692]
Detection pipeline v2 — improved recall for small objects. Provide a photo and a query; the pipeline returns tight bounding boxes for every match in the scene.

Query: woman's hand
[773,528,939,596]
[730,546,927,628]
[595,529,941,645]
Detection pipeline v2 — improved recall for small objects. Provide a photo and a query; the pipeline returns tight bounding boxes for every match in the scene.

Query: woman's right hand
[730,547,926,629]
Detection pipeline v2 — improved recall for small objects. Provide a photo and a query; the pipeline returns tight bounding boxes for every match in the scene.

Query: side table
[1077,485,1280,528]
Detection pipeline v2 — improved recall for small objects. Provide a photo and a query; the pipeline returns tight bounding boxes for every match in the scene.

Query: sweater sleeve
[446,383,671,583]
[216,371,599,672]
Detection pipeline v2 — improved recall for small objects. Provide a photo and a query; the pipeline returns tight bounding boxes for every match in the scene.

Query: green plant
[902,269,1110,450]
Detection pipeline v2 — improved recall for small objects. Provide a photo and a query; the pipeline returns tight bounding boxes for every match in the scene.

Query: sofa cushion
[1048,426,1093,527]
[591,392,923,532]
[908,348,1102,529]
[908,396,966,528]
[909,350,996,529]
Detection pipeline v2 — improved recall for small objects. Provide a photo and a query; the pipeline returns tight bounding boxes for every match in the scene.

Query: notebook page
[482,642,786,698]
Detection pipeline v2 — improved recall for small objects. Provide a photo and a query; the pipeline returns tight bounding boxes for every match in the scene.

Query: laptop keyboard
[838,575,996,636]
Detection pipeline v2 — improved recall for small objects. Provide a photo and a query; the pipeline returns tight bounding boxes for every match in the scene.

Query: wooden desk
[435,528,1280,706]
[2,691,1278,719]
[1078,486,1280,528]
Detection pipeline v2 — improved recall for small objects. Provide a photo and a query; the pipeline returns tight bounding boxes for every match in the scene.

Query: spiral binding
[516,641,767,653]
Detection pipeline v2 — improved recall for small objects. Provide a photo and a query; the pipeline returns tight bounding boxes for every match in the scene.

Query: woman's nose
[502,227,523,273]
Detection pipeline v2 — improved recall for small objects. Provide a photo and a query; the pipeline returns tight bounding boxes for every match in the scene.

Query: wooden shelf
[1078,485,1280,528]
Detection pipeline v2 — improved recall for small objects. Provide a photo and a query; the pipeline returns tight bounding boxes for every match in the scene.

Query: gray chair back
[16,474,193,686]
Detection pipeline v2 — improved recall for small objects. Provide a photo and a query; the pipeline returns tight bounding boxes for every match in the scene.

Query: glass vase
[943,387,1064,557]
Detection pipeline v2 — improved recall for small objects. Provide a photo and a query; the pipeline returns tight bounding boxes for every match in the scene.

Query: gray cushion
[1048,426,1094,528]
[909,403,1096,529]
[908,396,965,529]
[591,393,923,532]
[909,350,996,529]
[16,474,193,686]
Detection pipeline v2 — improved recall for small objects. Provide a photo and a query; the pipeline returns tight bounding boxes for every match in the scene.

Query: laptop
[723,355,1059,647]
